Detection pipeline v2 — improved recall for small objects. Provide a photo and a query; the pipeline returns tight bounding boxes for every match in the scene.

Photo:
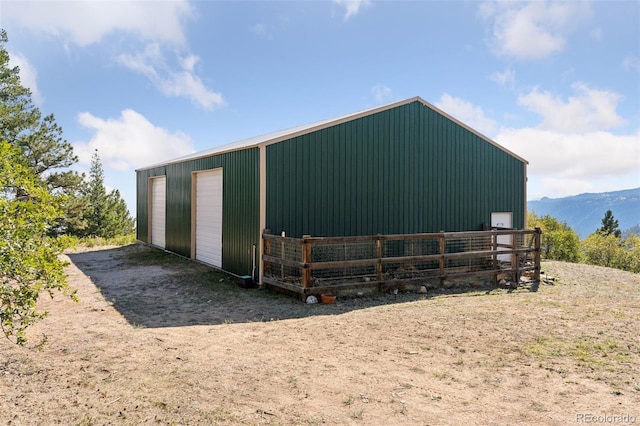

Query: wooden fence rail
[263,229,541,297]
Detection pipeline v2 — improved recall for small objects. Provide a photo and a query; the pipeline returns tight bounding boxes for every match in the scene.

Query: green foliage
[598,209,621,238]
[0,141,76,345]
[619,234,640,273]
[75,233,137,248]
[623,224,640,239]
[1,29,84,234]
[582,210,638,273]
[0,29,82,344]
[0,30,36,143]
[1,30,82,192]
[582,232,640,273]
[65,150,135,238]
[581,233,622,268]
[528,212,581,262]
[529,209,638,273]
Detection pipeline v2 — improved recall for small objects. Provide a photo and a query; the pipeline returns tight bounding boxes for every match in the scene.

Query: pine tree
[77,150,134,238]
[0,29,83,229]
[0,28,76,344]
[598,210,621,238]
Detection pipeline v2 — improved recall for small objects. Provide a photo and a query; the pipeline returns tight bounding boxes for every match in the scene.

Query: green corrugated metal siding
[265,101,525,237]
[136,148,260,276]
[137,98,526,277]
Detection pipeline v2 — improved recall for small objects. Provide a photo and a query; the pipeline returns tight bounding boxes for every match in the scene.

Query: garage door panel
[195,169,223,268]
[492,212,512,263]
[150,177,166,249]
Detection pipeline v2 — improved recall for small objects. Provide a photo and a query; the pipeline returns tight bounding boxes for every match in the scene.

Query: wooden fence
[262,229,541,297]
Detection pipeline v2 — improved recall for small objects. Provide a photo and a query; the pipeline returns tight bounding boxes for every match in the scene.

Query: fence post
[490,230,498,284]
[439,231,445,285]
[376,235,382,283]
[263,229,271,280]
[511,231,518,282]
[280,233,285,280]
[534,227,542,282]
[302,235,311,289]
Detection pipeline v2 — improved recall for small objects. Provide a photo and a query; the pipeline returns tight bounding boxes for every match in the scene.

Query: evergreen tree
[598,210,621,238]
[0,28,76,344]
[73,150,134,238]
[0,29,83,228]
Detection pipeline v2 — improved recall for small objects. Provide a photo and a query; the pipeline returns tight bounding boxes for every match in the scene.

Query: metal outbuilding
[135,96,528,283]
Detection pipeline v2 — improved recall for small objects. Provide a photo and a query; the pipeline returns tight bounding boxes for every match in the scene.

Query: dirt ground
[1,243,639,425]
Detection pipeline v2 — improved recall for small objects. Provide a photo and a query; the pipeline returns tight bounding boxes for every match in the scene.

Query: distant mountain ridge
[528,188,640,239]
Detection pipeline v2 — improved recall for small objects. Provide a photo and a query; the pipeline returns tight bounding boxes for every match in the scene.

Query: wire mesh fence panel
[263,236,303,283]
[263,261,302,282]
[310,240,376,262]
[309,240,377,284]
[263,229,541,294]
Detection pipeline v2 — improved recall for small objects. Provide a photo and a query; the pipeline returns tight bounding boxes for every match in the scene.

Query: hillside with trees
[528,188,640,238]
[529,210,640,273]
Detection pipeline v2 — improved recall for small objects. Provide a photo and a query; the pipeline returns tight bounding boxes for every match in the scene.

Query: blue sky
[2,0,639,216]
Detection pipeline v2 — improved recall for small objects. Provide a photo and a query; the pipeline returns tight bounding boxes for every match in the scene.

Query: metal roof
[136,96,527,171]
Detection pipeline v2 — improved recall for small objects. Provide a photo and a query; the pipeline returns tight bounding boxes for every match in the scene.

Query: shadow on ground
[67,243,537,329]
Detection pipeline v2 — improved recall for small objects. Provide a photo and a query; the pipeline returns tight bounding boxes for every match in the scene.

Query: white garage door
[492,212,513,263]
[150,176,166,249]
[195,169,223,267]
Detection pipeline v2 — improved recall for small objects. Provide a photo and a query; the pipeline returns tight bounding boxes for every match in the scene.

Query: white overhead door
[195,169,223,267]
[150,176,166,249]
[492,212,513,263]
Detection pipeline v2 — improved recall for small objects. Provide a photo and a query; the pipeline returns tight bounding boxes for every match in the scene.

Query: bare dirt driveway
[1,243,639,425]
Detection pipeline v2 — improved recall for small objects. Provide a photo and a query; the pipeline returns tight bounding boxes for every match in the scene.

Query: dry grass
[1,245,638,425]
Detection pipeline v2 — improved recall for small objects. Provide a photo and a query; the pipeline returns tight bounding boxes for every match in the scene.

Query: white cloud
[2,0,193,46]
[118,44,225,109]
[623,55,640,73]
[489,67,516,87]
[371,84,392,103]
[8,51,43,105]
[5,1,222,107]
[435,90,640,199]
[496,83,639,199]
[534,177,598,200]
[333,0,371,21]
[435,93,498,136]
[74,110,195,171]
[517,83,625,133]
[531,174,638,200]
[499,128,640,199]
[251,23,268,36]
[480,1,592,60]
[497,128,640,178]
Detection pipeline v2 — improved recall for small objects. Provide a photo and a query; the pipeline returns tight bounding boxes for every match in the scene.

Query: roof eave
[135,95,527,171]
[413,97,528,165]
